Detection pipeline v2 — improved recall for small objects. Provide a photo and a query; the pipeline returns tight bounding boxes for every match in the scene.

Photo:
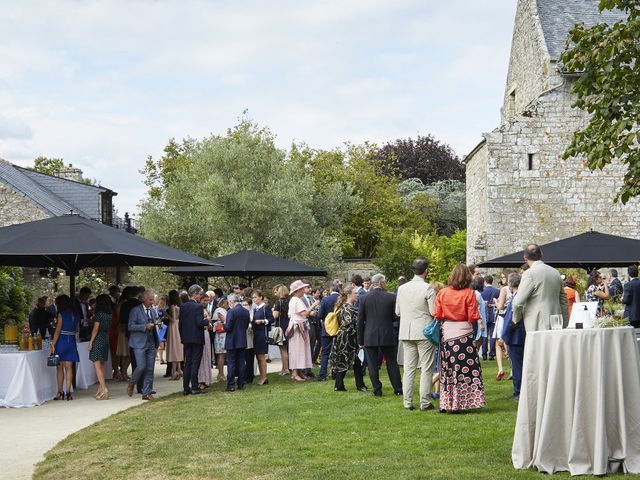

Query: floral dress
[585,284,605,316]
[328,303,358,373]
[89,311,112,362]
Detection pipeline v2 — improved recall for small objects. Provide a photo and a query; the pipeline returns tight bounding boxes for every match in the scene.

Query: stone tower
[465,0,637,265]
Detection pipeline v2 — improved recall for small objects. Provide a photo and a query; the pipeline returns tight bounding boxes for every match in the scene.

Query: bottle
[27,334,34,350]
[36,333,42,350]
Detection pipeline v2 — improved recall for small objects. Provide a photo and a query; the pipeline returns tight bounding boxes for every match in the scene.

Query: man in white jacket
[395,258,437,411]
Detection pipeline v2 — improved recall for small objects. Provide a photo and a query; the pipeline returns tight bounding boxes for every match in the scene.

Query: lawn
[33,362,617,480]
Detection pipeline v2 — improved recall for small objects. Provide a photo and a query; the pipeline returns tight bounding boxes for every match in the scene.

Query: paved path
[0,359,284,480]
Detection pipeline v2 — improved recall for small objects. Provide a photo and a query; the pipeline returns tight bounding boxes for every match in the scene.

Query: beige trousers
[402,339,436,408]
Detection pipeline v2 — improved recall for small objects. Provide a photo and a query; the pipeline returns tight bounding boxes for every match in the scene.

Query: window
[527,153,534,170]
[100,191,113,226]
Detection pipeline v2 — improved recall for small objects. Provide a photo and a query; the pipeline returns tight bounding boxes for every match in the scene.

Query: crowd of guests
[34,243,640,410]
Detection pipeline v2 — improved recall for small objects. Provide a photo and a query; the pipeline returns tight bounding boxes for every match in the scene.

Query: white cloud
[0,0,517,214]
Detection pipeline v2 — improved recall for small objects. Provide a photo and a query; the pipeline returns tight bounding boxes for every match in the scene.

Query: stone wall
[476,80,640,263]
[465,142,488,263]
[501,0,557,122]
[0,182,49,227]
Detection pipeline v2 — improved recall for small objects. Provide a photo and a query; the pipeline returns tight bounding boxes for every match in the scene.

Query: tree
[0,267,32,331]
[33,156,65,175]
[561,0,639,203]
[139,120,340,273]
[399,179,466,236]
[375,135,464,185]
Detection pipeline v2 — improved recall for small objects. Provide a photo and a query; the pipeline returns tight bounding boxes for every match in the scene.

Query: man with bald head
[511,243,569,332]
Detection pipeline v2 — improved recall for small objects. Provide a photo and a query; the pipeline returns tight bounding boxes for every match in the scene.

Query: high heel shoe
[54,391,63,400]
[496,370,505,381]
[96,390,109,400]
[258,379,269,386]
[66,392,73,401]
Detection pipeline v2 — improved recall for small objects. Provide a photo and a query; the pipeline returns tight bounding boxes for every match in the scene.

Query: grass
[33,362,621,480]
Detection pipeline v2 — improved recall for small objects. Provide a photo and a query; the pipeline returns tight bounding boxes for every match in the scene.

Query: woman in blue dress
[251,289,273,386]
[51,294,80,401]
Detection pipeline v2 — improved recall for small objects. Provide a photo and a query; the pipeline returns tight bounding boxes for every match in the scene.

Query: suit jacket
[512,261,569,332]
[178,299,208,344]
[481,285,500,324]
[395,276,436,341]
[224,304,251,350]
[357,288,397,347]
[128,303,159,349]
[622,278,640,326]
[318,292,340,337]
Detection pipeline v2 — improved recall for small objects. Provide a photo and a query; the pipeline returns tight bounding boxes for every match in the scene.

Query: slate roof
[0,158,115,221]
[536,0,627,59]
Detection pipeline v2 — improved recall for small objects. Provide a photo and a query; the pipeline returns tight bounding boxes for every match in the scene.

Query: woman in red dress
[434,263,486,413]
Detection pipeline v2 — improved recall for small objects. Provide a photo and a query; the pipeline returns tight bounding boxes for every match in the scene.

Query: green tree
[0,267,32,332]
[139,120,340,273]
[399,179,466,236]
[561,1,638,203]
[33,156,65,175]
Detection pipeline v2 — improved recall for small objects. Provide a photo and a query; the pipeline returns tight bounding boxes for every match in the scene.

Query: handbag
[422,320,441,346]
[47,353,60,367]
[268,327,284,345]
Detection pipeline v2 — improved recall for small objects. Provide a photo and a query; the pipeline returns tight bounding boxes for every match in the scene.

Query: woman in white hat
[287,280,319,382]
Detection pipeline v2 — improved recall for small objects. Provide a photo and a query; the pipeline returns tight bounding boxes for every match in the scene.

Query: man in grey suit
[127,289,159,400]
[512,244,569,332]
[395,257,437,411]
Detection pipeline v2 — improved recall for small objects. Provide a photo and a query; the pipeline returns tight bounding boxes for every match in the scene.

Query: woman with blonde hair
[272,284,291,375]
[434,264,486,413]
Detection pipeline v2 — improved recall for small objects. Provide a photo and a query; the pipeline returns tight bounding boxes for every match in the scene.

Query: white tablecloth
[0,342,113,407]
[513,326,640,475]
[0,348,57,408]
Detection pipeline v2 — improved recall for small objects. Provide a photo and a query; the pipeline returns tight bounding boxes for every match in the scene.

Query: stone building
[0,159,117,228]
[465,0,636,265]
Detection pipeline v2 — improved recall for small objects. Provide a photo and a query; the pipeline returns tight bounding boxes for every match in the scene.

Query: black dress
[252,304,273,355]
[329,303,358,373]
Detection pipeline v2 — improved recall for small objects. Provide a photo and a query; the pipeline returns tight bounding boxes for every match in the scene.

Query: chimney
[55,163,84,182]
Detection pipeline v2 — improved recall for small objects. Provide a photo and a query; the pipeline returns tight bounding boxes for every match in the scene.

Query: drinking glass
[550,314,563,331]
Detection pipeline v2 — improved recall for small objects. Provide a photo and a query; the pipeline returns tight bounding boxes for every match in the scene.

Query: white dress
[492,288,512,339]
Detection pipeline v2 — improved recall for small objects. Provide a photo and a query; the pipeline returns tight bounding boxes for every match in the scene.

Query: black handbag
[47,354,60,367]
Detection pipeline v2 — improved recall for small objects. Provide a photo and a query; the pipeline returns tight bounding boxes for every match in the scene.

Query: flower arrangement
[593,316,630,329]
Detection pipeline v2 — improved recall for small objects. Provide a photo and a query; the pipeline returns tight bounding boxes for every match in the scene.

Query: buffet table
[512,326,640,475]
[0,341,112,407]
[0,347,56,407]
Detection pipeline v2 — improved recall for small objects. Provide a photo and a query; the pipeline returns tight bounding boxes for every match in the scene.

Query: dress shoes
[394,390,403,396]
[405,405,415,411]
[127,383,134,397]
[190,389,206,395]
[183,391,190,396]
[357,386,369,392]
[317,377,327,382]
[507,395,520,401]
[334,386,347,392]
[420,404,435,411]
[150,390,157,395]
[141,394,155,400]
[226,387,236,392]
[237,385,245,390]
[373,390,382,397]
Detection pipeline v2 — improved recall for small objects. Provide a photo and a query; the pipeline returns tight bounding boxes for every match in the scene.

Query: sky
[0,0,518,216]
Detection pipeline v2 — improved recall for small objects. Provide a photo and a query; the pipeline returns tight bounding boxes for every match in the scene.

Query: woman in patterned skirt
[434,264,486,413]
[89,294,112,400]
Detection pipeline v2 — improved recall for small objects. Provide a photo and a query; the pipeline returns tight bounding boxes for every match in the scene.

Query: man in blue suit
[481,275,501,360]
[622,265,640,328]
[127,289,159,400]
[503,273,525,400]
[179,284,209,396]
[317,279,342,381]
[224,294,251,392]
